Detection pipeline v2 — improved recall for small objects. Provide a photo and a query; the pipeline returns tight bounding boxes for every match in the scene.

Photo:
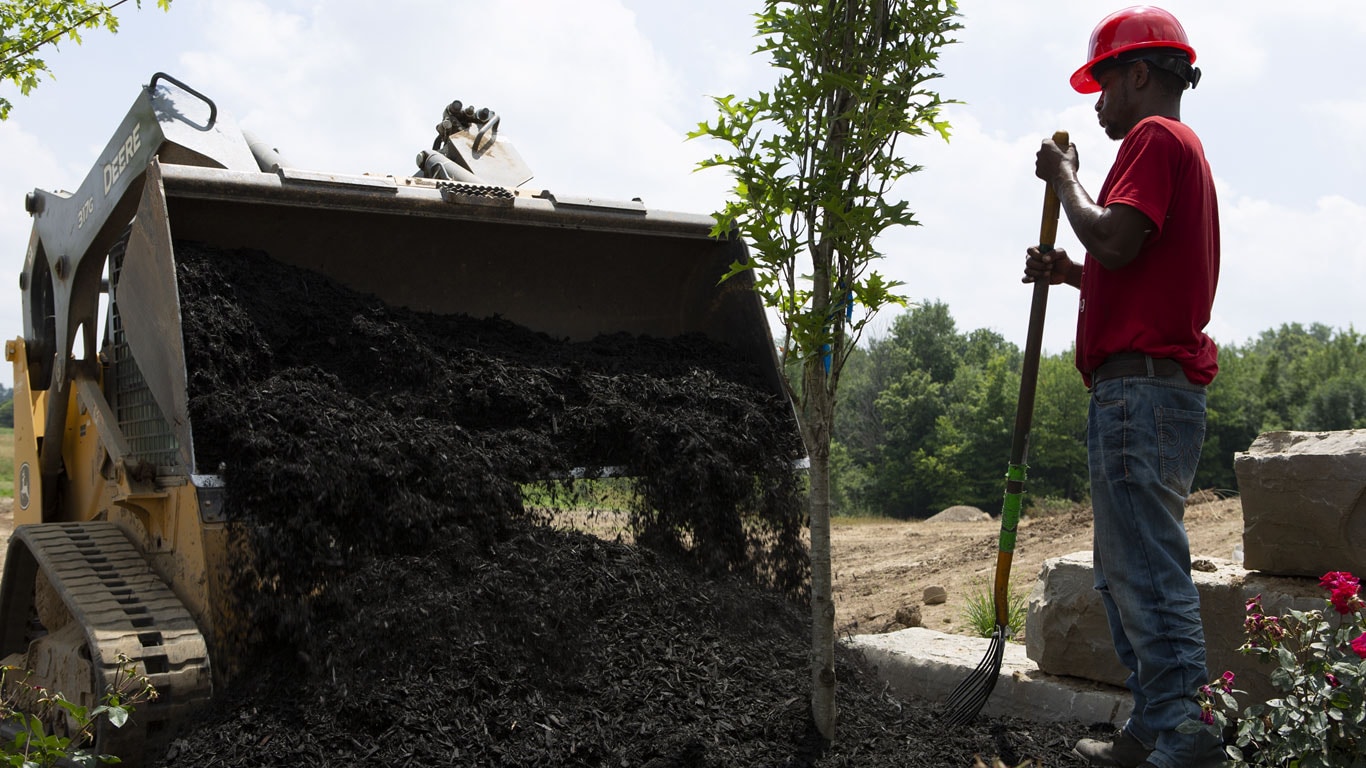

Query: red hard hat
[1070,6,1196,94]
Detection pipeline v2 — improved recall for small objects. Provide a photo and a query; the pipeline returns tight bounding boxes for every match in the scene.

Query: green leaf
[56,696,87,719]
[68,750,101,768]
[104,704,130,728]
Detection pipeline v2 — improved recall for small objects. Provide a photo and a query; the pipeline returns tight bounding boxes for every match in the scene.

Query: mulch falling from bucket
[152,241,1107,767]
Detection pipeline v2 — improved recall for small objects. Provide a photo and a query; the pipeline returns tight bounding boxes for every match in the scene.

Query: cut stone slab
[1026,553,1126,687]
[1026,551,1326,705]
[1235,429,1366,577]
[846,627,1133,727]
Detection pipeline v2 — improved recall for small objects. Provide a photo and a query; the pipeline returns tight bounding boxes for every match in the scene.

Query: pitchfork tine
[942,630,1005,724]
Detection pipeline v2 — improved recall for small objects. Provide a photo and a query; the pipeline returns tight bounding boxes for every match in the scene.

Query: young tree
[0,0,171,120]
[690,0,959,740]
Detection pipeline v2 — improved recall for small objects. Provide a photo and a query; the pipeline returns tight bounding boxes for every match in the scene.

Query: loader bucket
[115,159,793,472]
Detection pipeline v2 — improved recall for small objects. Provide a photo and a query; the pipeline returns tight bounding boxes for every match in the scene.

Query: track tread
[13,521,213,763]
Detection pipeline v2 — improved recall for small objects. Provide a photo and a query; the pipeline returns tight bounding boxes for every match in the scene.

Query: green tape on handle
[999,463,1028,553]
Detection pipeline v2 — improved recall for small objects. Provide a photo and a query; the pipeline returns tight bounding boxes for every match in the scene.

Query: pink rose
[1320,572,1362,614]
[1352,633,1366,660]
[1263,616,1286,641]
[1330,586,1361,615]
[1320,571,1360,593]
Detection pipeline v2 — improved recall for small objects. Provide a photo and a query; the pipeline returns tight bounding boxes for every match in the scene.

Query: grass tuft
[963,577,1029,640]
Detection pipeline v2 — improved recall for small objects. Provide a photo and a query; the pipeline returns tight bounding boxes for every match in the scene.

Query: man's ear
[1130,59,1152,90]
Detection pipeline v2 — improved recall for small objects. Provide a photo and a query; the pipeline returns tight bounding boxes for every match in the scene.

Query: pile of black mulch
[150,241,1109,766]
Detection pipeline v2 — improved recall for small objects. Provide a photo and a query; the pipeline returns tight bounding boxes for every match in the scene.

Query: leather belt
[1091,352,1184,384]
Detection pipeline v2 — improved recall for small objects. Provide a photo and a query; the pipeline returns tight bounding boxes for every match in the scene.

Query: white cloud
[1216,193,1366,345]
[1308,97,1366,175]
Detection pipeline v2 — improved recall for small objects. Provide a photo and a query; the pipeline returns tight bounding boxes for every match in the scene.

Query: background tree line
[825,301,1366,519]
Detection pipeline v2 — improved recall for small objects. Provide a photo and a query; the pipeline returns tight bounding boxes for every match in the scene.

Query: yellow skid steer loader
[2,73,787,764]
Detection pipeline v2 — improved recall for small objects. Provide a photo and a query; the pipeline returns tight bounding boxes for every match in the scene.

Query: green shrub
[1025,494,1087,519]
[1,655,156,767]
[1186,571,1366,766]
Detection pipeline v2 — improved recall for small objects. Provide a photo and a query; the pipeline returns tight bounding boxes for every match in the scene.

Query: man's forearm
[1053,168,1148,271]
[1053,168,1107,257]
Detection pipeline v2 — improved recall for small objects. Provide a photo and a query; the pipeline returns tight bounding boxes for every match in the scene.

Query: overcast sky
[2,0,1363,391]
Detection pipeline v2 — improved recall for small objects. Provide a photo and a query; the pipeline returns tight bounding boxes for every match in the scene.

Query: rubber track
[13,521,213,762]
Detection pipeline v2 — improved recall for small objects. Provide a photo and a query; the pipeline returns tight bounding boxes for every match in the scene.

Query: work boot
[1073,729,1152,767]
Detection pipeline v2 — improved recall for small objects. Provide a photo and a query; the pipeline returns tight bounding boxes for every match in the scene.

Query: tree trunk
[804,356,837,741]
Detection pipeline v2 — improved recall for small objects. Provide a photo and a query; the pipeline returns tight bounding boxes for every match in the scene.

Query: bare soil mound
[927,505,991,523]
[145,241,1109,766]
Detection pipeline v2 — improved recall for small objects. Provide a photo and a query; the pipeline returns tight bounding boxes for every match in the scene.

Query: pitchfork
[942,130,1068,725]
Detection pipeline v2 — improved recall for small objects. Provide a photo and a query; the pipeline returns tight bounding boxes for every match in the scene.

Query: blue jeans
[1088,373,1221,768]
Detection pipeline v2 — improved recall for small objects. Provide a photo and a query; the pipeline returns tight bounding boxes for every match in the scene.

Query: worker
[1022,6,1224,768]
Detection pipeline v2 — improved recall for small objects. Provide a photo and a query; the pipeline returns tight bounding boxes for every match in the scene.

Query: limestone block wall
[1026,552,1323,707]
[1235,429,1366,577]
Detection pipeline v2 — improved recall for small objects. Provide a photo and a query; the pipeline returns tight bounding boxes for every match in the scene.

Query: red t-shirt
[1076,116,1220,386]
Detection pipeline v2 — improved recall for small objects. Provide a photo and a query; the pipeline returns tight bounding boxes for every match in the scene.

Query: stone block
[848,627,1133,726]
[1234,429,1366,577]
[1026,551,1324,706]
[1026,552,1127,687]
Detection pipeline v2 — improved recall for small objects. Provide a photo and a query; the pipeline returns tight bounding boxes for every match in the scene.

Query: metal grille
[436,180,516,200]
[107,247,181,471]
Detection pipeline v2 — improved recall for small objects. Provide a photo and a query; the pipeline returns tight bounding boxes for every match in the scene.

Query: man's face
[1093,63,1137,141]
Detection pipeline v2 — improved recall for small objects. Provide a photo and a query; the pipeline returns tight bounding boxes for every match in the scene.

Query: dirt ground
[831,493,1246,639]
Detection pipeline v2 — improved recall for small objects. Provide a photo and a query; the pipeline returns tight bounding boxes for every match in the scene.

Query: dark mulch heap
[151,241,1107,767]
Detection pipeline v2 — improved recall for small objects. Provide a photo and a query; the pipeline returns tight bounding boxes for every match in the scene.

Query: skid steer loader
[1,73,791,764]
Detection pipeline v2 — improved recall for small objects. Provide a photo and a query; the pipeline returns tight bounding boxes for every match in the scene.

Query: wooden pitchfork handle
[993,130,1069,629]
